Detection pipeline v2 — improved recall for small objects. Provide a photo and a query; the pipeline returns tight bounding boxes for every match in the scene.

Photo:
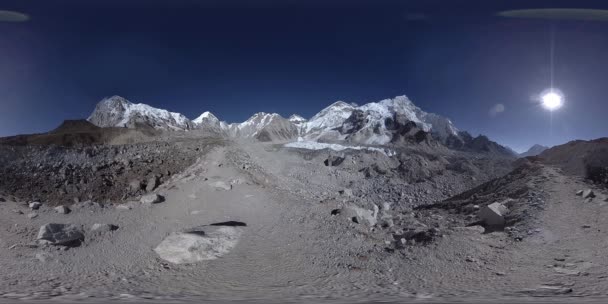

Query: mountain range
[87,95,514,156]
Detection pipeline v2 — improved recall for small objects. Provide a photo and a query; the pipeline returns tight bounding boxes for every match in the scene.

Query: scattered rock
[582,224,592,229]
[478,202,509,227]
[522,285,573,295]
[575,190,584,196]
[339,188,353,197]
[340,204,378,226]
[116,204,132,211]
[154,226,243,264]
[37,224,85,246]
[582,189,595,199]
[553,267,581,276]
[91,223,119,232]
[465,256,478,263]
[27,213,38,219]
[140,194,164,205]
[54,206,71,214]
[29,202,42,210]
[146,176,160,192]
[209,181,232,191]
[495,271,506,276]
[128,180,144,192]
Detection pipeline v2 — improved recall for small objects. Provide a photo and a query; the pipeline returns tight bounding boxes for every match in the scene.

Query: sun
[541,89,564,111]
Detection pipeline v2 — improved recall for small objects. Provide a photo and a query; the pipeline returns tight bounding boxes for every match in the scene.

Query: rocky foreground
[0,133,607,302]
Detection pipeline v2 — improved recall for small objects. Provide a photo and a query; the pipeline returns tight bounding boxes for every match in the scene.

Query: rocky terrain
[0,95,607,302]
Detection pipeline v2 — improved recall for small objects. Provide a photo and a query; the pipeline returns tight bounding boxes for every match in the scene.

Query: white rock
[54,206,70,214]
[140,194,164,205]
[582,189,595,199]
[91,223,118,232]
[154,226,243,264]
[341,204,378,226]
[478,202,509,226]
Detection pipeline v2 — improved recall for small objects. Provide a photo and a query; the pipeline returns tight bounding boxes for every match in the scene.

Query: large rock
[154,226,243,264]
[37,224,84,246]
[478,202,509,226]
[140,194,164,205]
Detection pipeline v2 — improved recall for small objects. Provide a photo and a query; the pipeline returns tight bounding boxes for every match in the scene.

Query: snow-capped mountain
[227,112,298,142]
[88,96,193,130]
[302,96,458,145]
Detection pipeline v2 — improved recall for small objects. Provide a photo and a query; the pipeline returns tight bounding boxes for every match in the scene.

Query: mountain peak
[88,96,192,130]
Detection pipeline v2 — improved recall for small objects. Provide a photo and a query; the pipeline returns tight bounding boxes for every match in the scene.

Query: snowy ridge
[285,140,395,156]
[87,94,460,146]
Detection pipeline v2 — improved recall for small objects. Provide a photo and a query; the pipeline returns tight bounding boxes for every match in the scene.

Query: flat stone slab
[154,226,243,264]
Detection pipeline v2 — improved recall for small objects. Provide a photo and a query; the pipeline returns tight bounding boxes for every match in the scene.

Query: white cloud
[489,103,505,117]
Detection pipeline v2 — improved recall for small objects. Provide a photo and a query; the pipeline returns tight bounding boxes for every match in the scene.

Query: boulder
[582,189,595,199]
[37,224,84,246]
[29,202,42,210]
[91,223,118,232]
[209,181,232,191]
[478,202,509,227]
[54,206,70,214]
[154,226,243,264]
[140,194,164,205]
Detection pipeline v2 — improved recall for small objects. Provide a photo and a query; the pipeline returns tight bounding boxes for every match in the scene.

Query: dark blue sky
[1,0,608,151]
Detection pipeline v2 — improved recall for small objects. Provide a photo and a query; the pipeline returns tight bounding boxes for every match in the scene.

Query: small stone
[129,180,143,192]
[146,176,160,192]
[339,189,353,197]
[91,223,119,232]
[575,190,584,196]
[54,206,70,214]
[29,202,42,210]
[27,213,38,219]
[140,194,164,205]
[209,181,232,191]
[582,224,591,229]
[116,204,132,211]
[465,256,478,263]
[495,271,506,276]
[582,189,595,199]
